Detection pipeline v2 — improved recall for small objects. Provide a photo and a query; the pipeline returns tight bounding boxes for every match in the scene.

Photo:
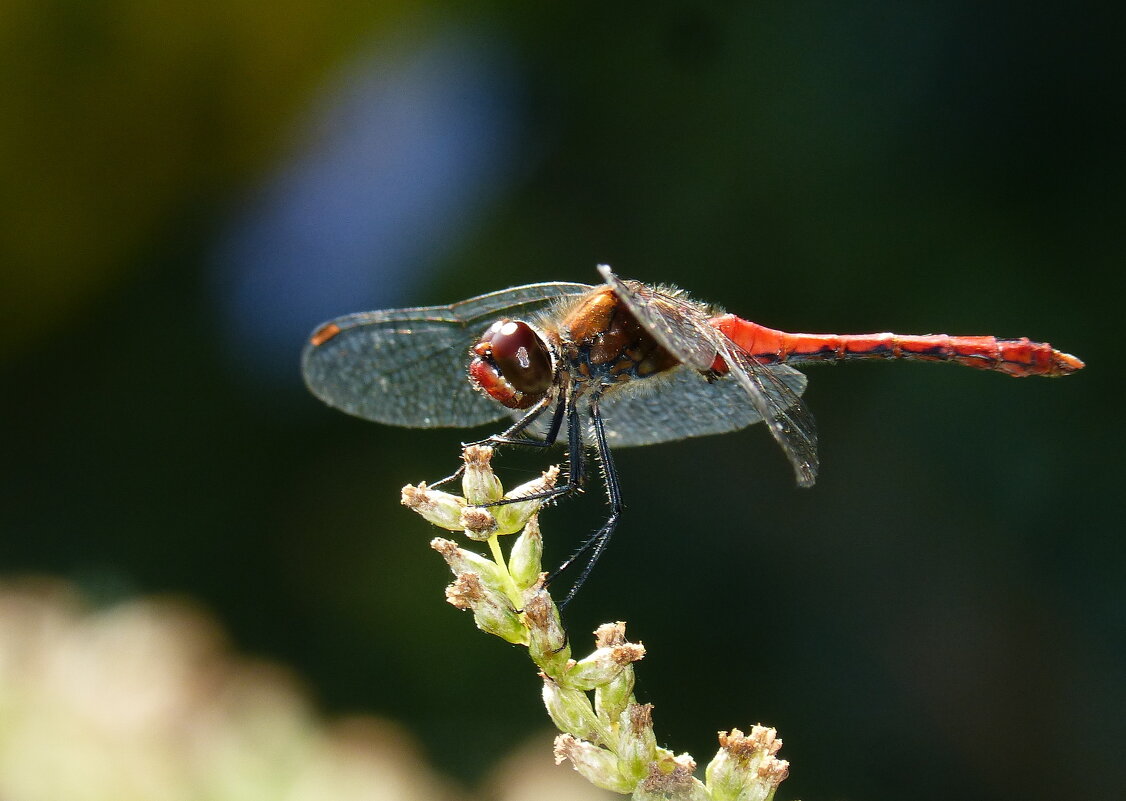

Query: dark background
[2,3,1122,799]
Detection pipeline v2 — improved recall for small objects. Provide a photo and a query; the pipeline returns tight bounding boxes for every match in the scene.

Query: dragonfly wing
[445,281,595,322]
[596,363,808,448]
[302,281,593,428]
[715,339,819,486]
[508,362,809,452]
[303,313,506,428]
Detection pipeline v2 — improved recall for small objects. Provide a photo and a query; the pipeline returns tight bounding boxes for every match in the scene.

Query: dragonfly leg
[480,393,584,508]
[431,394,564,490]
[547,390,621,609]
[476,391,567,449]
[427,464,465,491]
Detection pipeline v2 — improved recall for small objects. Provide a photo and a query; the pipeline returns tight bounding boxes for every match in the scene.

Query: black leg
[481,391,585,508]
[430,393,564,490]
[481,391,568,449]
[547,390,622,608]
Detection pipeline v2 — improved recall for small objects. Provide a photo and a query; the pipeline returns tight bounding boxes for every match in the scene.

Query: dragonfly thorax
[561,286,681,387]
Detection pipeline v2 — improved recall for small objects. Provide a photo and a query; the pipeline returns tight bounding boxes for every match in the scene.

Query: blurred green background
[2,2,1122,799]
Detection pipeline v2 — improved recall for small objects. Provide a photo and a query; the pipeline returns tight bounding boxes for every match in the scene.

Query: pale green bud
[473,600,526,644]
[435,542,527,645]
[564,642,645,691]
[461,445,503,505]
[446,573,527,645]
[492,466,560,535]
[616,702,657,786]
[430,538,508,595]
[542,676,601,742]
[704,748,744,801]
[507,516,544,590]
[553,734,634,794]
[401,484,466,530]
[592,621,636,722]
[594,663,635,725]
[523,587,570,672]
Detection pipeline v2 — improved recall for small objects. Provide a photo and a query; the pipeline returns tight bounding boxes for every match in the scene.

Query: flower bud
[430,538,508,594]
[564,642,645,691]
[458,507,497,541]
[461,445,503,505]
[507,516,543,590]
[594,663,635,725]
[705,726,789,801]
[433,542,527,644]
[472,601,526,644]
[616,703,657,786]
[443,571,485,610]
[492,466,559,535]
[591,622,635,722]
[756,757,790,788]
[450,573,527,645]
[401,484,466,530]
[542,676,602,741]
[553,735,634,793]
[523,586,570,671]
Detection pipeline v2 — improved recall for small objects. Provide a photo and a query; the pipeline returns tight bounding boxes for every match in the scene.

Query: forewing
[302,281,593,428]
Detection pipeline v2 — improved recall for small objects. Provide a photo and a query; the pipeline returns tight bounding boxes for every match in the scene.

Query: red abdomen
[710,315,1084,378]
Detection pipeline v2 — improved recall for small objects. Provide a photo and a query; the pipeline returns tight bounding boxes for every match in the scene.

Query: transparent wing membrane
[301,282,592,427]
[716,340,819,486]
[598,363,807,448]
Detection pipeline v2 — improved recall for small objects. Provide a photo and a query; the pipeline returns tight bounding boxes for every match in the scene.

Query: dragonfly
[302,265,1083,604]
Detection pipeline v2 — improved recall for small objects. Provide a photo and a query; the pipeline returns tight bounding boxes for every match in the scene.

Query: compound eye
[482,320,553,394]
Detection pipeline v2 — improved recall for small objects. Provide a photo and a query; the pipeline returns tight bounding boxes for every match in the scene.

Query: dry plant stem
[402,445,790,801]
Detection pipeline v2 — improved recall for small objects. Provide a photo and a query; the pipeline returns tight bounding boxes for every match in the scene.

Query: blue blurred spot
[213,31,523,385]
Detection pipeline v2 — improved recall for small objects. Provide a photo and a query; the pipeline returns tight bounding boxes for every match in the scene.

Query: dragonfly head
[469,319,555,409]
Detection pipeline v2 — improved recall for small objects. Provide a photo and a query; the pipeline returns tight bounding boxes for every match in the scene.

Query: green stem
[486,534,524,609]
